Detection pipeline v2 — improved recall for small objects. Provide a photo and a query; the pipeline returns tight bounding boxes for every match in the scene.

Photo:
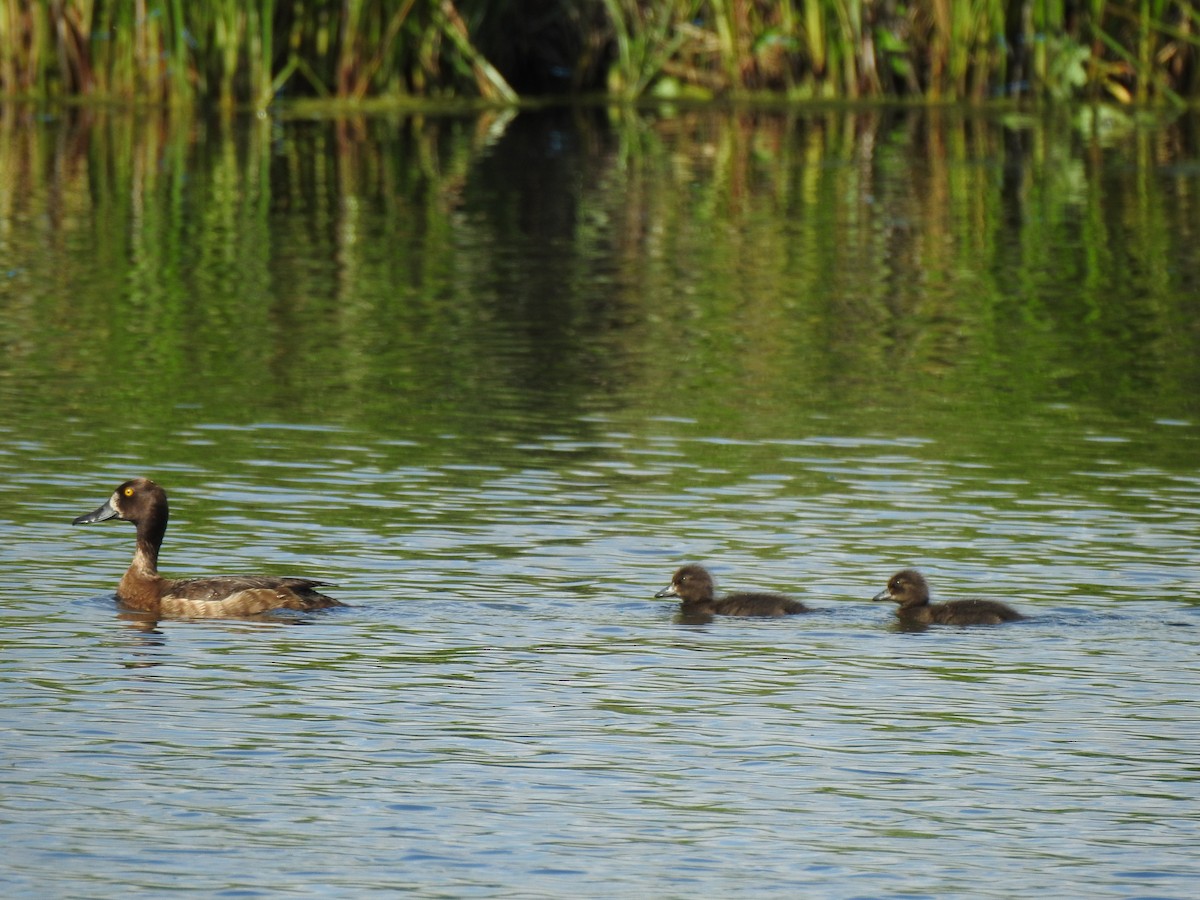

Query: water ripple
[3,425,1199,897]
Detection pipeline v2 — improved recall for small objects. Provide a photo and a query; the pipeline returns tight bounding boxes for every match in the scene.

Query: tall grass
[0,0,514,107]
[1,1,1197,106]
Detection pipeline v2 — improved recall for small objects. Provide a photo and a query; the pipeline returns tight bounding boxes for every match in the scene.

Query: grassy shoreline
[2,2,1197,108]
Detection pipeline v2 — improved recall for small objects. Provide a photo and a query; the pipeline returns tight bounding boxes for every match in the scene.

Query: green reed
[1,1,1197,106]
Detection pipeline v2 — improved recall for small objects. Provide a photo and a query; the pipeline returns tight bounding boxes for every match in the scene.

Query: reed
[0,1,1196,105]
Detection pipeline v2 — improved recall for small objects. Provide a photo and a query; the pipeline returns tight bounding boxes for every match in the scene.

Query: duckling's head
[73,478,168,528]
[655,564,717,604]
[872,569,931,608]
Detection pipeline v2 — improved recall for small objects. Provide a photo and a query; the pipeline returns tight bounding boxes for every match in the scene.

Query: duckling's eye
[123,486,135,497]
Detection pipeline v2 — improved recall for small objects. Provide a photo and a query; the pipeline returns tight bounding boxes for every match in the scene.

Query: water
[1,104,1199,897]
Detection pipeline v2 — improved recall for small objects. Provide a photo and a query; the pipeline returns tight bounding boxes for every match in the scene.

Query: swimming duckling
[655,564,808,618]
[73,477,343,618]
[872,569,1022,626]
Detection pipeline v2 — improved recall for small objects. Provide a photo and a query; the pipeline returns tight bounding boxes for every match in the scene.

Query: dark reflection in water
[1,104,1196,459]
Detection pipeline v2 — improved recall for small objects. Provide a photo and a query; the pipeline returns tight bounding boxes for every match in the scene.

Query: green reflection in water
[0,104,1197,476]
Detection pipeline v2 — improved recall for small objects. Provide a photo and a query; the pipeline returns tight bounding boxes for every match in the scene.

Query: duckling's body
[873,569,1022,627]
[73,478,342,618]
[656,564,808,618]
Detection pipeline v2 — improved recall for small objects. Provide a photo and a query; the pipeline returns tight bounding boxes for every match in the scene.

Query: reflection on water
[1,105,1197,445]
[0,105,1198,897]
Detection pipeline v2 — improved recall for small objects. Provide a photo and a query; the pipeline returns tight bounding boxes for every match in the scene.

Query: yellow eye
[123,487,135,497]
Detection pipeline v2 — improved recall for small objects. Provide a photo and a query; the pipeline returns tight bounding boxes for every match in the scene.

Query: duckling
[872,569,1022,626]
[655,564,808,618]
[73,478,342,618]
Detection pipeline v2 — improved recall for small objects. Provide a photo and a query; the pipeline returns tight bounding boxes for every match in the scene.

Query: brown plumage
[655,564,808,618]
[72,477,343,618]
[872,569,1022,627]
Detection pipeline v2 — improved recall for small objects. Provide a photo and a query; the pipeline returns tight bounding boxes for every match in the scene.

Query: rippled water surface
[1,105,1199,897]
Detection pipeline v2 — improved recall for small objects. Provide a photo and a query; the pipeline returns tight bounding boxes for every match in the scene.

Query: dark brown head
[73,478,169,545]
[872,569,931,609]
[655,564,717,604]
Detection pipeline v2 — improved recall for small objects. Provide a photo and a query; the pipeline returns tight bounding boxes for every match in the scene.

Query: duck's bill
[73,497,119,525]
[654,584,679,598]
[871,588,892,602]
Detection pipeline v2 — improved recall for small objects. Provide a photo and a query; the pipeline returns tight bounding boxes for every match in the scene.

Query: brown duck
[655,564,809,618]
[73,478,343,618]
[872,569,1022,626]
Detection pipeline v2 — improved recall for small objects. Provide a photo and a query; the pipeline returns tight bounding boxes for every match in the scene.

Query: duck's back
[160,576,342,617]
[928,598,1023,626]
[709,591,808,617]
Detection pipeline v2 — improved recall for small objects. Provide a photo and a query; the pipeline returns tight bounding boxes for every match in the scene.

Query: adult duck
[73,477,342,617]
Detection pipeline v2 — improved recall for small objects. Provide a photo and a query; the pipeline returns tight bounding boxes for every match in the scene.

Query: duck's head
[872,569,931,608]
[73,478,168,528]
[655,564,716,604]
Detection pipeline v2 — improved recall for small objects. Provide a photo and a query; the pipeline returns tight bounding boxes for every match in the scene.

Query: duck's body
[118,572,340,618]
[872,569,1022,627]
[656,564,808,618]
[73,478,342,618]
